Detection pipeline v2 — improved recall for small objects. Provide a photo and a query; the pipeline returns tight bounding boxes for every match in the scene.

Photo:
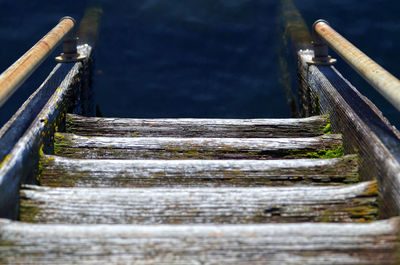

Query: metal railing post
[308,19,336,66]
[55,17,86,63]
[310,19,400,112]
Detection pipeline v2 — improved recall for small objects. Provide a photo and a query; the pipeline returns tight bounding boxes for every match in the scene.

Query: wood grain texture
[66,113,330,138]
[0,45,92,219]
[20,181,378,224]
[38,154,359,187]
[54,133,343,160]
[1,218,398,264]
[298,50,400,217]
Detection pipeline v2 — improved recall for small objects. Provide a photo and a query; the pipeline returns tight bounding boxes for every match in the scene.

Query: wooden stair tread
[66,113,330,138]
[20,181,377,224]
[1,218,398,264]
[39,154,359,187]
[54,133,342,160]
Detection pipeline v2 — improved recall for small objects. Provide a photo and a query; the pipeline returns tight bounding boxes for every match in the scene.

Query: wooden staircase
[1,113,399,264]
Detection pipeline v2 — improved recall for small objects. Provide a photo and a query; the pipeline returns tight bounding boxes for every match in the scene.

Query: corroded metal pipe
[313,20,400,112]
[0,17,75,107]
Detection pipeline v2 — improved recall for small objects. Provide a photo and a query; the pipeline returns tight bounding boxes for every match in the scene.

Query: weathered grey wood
[66,113,330,138]
[278,0,312,115]
[54,133,343,160]
[20,181,377,224]
[39,154,359,187]
[0,45,92,219]
[1,218,398,264]
[0,66,62,162]
[298,50,400,217]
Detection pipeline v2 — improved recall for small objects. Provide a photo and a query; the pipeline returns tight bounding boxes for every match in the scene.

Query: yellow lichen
[0,154,11,168]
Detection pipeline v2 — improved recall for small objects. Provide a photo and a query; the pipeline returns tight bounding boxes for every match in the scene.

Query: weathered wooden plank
[38,154,359,187]
[20,181,377,224]
[54,133,343,160]
[1,218,398,264]
[65,113,330,138]
[0,45,92,219]
[298,50,400,217]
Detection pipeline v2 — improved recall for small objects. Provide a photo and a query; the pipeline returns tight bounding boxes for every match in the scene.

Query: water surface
[0,0,399,128]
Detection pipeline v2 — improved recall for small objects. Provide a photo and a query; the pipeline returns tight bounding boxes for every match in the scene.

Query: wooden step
[38,154,359,187]
[54,133,343,160]
[66,113,331,138]
[1,218,398,264]
[20,181,377,224]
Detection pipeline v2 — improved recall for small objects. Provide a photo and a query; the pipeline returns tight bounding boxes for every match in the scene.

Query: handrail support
[309,19,400,112]
[307,19,337,66]
[55,17,86,63]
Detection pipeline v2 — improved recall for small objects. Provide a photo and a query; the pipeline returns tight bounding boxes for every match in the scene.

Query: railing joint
[0,16,84,107]
[307,19,337,66]
[55,16,86,63]
[308,18,400,112]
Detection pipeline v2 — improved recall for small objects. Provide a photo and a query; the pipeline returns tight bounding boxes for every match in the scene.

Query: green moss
[316,202,378,223]
[54,132,66,141]
[341,174,359,183]
[38,144,45,157]
[129,131,140,137]
[344,205,378,222]
[19,199,41,223]
[294,145,344,159]
[211,215,231,223]
[318,209,336,222]
[65,113,73,126]
[229,171,244,176]
[312,91,321,115]
[0,240,15,247]
[40,171,90,187]
[54,133,74,155]
[323,123,331,134]
[323,145,344,158]
[36,145,47,183]
[36,161,43,184]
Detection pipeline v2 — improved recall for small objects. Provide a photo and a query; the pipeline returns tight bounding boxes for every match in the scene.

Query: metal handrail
[311,19,400,112]
[0,17,82,107]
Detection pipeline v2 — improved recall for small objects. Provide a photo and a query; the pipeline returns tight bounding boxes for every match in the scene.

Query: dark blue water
[0,0,399,128]
[94,0,285,118]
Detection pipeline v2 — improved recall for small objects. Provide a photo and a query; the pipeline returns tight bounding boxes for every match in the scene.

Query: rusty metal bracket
[307,19,337,66]
[55,17,86,63]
